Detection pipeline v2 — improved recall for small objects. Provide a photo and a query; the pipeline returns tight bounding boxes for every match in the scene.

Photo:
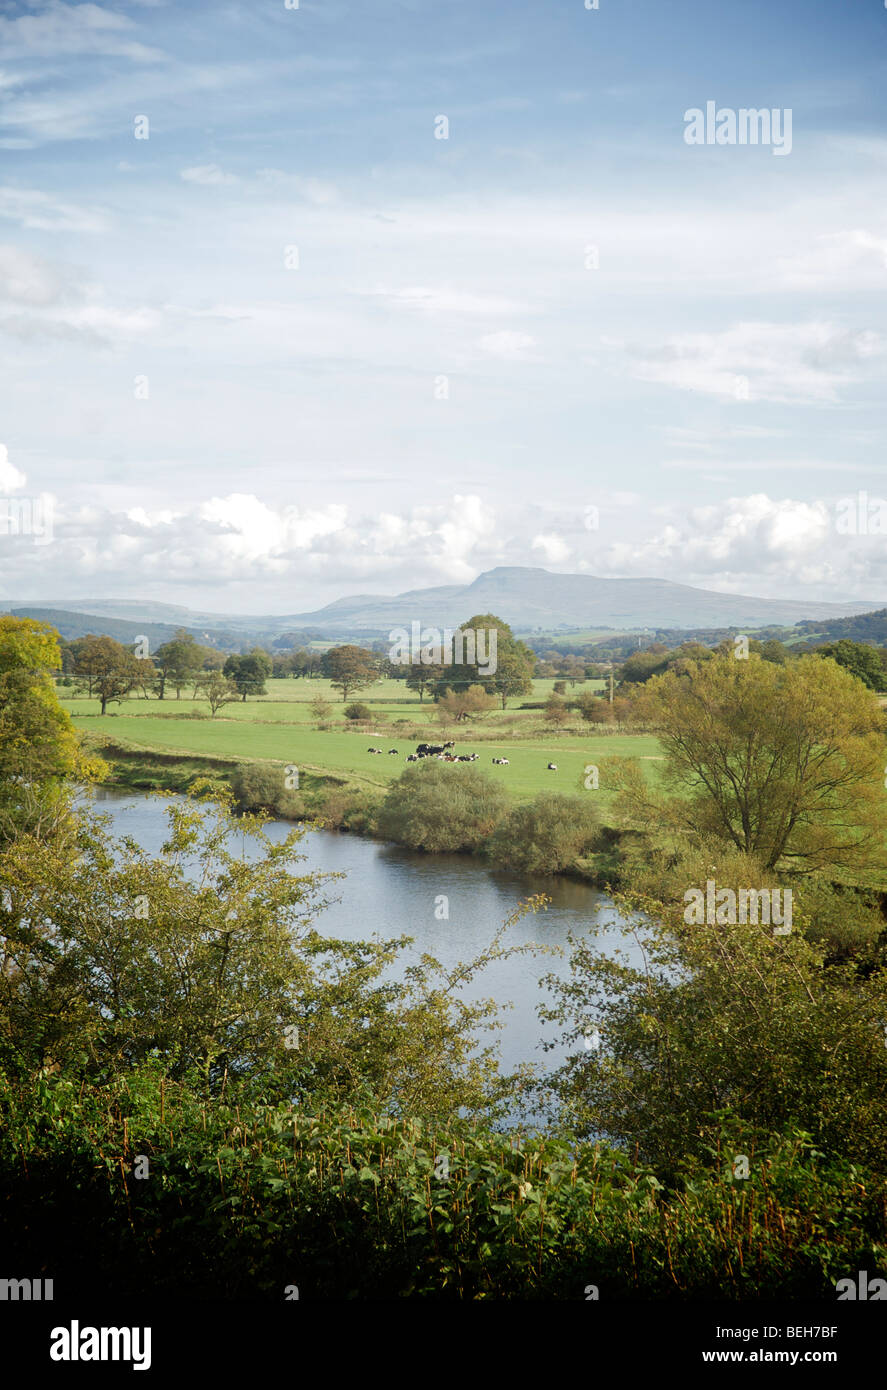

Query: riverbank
[85,736,626,887]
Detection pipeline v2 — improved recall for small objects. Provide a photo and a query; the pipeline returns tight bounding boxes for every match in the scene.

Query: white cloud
[366,285,526,316]
[4,487,887,608]
[0,245,65,305]
[0,445,26,494]
[531,533,571,564]
[478,330,538,361]
[255,170,339,204]
[588,493,887,599]
[180,164,239,187]
[0,186,107,233]
[0,3,165,62]
[625,321,884,404]
[0,493,503,596]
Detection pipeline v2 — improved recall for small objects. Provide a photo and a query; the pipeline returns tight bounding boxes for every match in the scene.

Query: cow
[416,741,455,757]
[388,749,399,755]
[368,747,382,754]
[406,754,420,762]
[547,762,558,771]
[492,757,509,765]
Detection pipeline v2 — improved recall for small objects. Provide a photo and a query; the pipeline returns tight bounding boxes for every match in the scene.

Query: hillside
[8,570,883,644]
[273,568,884,634]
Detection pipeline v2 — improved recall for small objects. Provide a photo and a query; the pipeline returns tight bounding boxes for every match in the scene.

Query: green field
[61,675,658,805]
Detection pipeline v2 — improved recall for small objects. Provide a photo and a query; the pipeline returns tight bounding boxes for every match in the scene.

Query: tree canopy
[615,652,887,873]
[324,645,378,701]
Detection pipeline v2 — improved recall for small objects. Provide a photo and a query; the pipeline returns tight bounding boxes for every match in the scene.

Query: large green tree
[445,614,534,709]
[73,635,143,715]
[154,629,204,699]
[324,645,378,701]
[223,648,273,701]
[615,653,887,873]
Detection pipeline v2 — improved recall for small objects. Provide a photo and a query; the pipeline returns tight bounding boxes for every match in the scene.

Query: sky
[0,0,885,615]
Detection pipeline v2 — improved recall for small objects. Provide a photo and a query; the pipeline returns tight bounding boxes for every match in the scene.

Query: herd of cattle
[366,741,557,771]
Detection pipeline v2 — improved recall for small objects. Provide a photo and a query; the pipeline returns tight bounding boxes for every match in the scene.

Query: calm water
[86,786,642,1087]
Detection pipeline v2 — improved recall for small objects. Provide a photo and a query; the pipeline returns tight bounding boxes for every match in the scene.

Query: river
[87,786,643,1099]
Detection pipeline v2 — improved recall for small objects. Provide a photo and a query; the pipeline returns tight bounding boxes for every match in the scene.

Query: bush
[307,783,381,833]
[1,1071,884,1300]
[544,696,570,726]
[229,762,305,818]
[487,794,599,874]
[377,760,510,853]
[344,702,372,721]
[544,873,887,1174]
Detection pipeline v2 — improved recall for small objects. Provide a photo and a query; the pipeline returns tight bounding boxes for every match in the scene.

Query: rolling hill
[7,569,883,645]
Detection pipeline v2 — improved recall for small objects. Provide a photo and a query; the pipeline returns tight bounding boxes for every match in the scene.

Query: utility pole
[609,669,614,704]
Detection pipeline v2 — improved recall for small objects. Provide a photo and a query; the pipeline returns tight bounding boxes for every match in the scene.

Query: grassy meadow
[61,675,661,809]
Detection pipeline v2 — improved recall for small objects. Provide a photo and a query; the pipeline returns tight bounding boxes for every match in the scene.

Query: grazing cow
[416,741,455,757]
[388,748,399,755]
[368,747,382,754]
[406,754,419,762]
[492,757,510,765]
[457,755,472,762]
[547,762,558,771]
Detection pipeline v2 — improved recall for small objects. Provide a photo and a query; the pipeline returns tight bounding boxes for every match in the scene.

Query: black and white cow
[547,762,558,771]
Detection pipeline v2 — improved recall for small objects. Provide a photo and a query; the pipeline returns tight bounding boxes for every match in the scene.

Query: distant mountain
[273,568,885,634]
[9,598,261,631]
[7,569,883,644]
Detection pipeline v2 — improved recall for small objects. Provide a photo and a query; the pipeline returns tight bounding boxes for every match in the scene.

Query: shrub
[1,1072,884,1300]
[377,760,510,853]
[307,784,381,833]
[229,762,305,818]
[544,873,887,1174]
[487,794,599,874]
[544,695,570,726]
[344,702,372,721]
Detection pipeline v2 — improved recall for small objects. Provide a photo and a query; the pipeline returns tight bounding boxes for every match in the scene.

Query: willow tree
[614,653,887,874]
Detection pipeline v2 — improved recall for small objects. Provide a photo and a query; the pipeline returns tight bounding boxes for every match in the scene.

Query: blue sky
[1,0,886,613]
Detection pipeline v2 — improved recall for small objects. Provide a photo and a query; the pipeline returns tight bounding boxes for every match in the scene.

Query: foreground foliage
[1,1066,883,1300]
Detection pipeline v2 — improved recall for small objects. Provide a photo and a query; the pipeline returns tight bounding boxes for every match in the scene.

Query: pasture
[60,675,659,805]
